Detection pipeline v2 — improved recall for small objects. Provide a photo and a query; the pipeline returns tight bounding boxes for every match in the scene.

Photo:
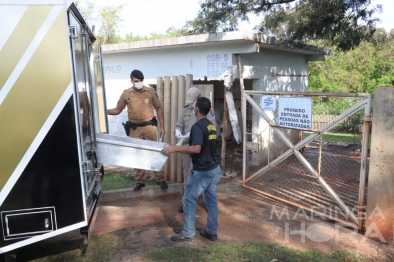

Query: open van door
[68,5,104,239]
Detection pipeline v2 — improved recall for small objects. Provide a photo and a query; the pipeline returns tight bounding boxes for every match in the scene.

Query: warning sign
[278,97,312,130]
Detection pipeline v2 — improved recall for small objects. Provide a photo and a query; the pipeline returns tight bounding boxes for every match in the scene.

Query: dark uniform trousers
[129,125,165,183]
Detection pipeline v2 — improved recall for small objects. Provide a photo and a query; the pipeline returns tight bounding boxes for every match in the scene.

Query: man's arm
[163,124,202,155]
[162,144,201,155]
[108,93,126,115]
[107,108,122,115]
[156,106,165,135]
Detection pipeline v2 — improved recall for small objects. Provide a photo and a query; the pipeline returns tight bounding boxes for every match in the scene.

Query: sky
[82,0,394,37]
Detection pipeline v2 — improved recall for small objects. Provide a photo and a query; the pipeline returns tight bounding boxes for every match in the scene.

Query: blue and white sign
[278,97,312,130]
[261,96,276,111]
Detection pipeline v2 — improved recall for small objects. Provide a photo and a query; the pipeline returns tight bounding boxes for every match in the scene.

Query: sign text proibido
[278,97,312,130]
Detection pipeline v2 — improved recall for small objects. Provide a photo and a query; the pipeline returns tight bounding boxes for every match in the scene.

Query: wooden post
[170,76,178,182]
[221,85,228,171]
[156,77,163,139]
[163,76,171,180]
[178,75,186,109]
[177,76,186,183]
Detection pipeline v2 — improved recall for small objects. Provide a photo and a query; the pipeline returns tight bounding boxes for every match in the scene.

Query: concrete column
[365,87,394,243]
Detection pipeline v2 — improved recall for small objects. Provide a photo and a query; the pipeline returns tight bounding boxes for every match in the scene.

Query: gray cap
[185,87,201,104]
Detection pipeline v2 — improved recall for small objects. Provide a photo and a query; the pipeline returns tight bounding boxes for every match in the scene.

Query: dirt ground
[30,138,391,262]
[89,175,393,262]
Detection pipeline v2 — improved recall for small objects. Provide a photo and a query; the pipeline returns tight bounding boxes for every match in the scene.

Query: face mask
[191,102,196,108]
[134,82,144,89]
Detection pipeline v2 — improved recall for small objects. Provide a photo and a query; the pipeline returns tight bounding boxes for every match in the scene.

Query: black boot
[133,183,145,190]
[157,181,168,189]
[200,229,217,241]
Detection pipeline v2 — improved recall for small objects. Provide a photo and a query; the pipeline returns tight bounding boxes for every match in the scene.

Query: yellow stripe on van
[0,7,71,190]
[0,6,52,90]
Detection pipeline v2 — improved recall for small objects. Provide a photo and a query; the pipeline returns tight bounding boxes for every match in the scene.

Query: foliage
[185,0,382,51]
[75,0,189,44]
[307,29,394,130]
[74,0,124,44]
[308,28,394,95]
[123,27,190,42]
[75,0,95,27]
[96,5,124,44]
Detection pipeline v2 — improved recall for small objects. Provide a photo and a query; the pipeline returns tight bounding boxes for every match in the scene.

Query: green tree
[74,0,96,29]
[122,27,189,42]
[307,28,394,122]
[76,0,188,44]
[163,26,189,38]
[75,0,125,44]
[123,33,149,42]
[308,28,394,96]
[96,5,124,44]
[185,0,382,51]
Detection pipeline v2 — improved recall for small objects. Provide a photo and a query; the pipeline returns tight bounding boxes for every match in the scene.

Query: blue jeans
[182,165,222,237]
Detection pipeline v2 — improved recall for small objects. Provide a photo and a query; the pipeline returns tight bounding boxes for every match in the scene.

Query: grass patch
[11,237,364,262]
[303,131,372,148]
[15,230,128,262]
[102,172,157,191]
[144,242,363,262]
[303,131,363,144]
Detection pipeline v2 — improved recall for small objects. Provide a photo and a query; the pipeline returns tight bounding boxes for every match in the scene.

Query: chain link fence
[243,92,371,227]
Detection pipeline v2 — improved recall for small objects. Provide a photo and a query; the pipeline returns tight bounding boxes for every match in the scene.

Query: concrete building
[101,31,331,137]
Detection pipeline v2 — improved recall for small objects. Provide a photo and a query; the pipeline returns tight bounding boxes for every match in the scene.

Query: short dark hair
[130,69,144,80]
[196,97,211,116]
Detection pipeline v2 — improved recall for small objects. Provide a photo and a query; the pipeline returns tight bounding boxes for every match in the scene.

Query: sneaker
[200,229,217,241]
[157,181,168,189]
[133,183,145,190]
[178,205,184,213]
[170,233,195,242]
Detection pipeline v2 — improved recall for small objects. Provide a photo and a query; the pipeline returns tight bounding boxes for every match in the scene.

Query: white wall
[241,49,308,92]
[102,41,311,137]
[103,42,258,80]
[103,45,308,105]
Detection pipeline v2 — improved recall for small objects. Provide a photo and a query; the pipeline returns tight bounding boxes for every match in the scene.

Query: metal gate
[242,91,371,230]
